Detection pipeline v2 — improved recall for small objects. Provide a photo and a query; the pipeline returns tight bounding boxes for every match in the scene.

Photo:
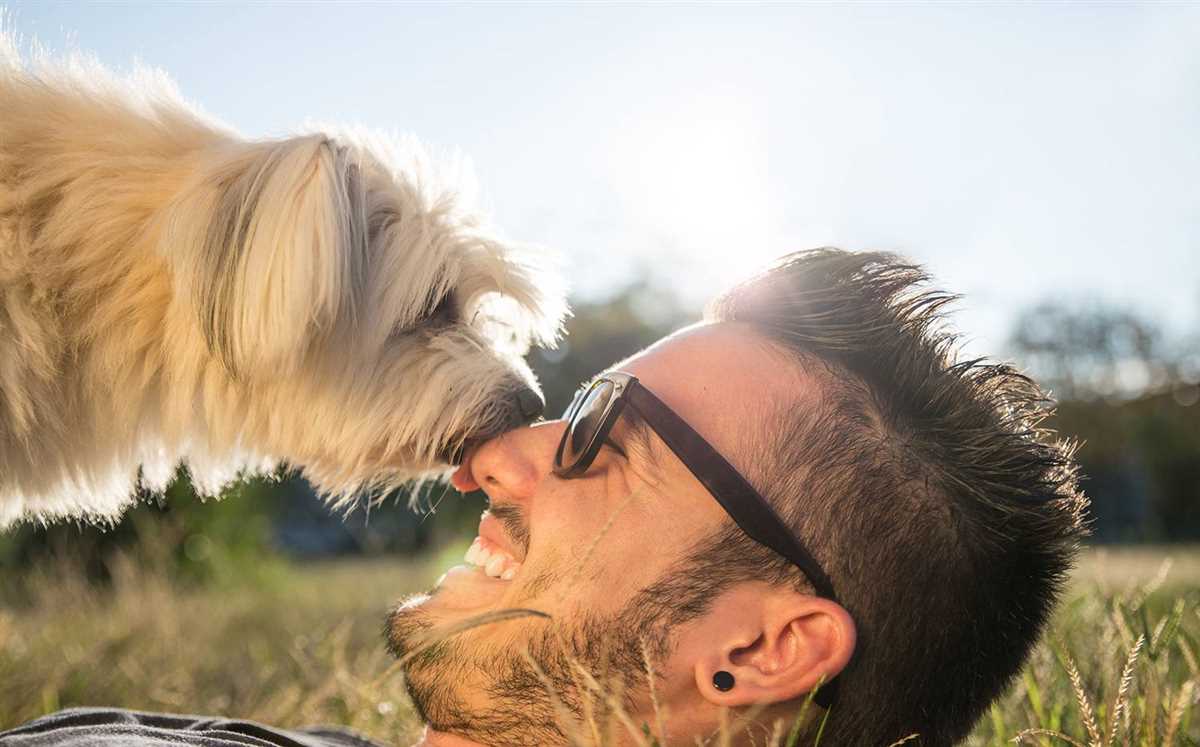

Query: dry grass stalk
[1163,678,1195,745]
[1059,647,1101,747]
[549,627,605,746]
[3,546,1199,744]
[1131,559,1174,608]
[1178,635,1199,677]
[553,651,647,747]
[583,666,650,746]
[1010,727,1087,746]
[1109,606,1136,649]
[716,706,732,747]
[559,487,644,600]
[724,701,773,746]
[519,648,593,746]
[766,718,786,747]
[394,607,551,668]
[642,638,669,746]
[1105,634,1143,746]
[779,677,824,747]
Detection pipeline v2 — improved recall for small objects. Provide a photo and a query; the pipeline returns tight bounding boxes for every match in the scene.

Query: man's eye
[601,438,627,458]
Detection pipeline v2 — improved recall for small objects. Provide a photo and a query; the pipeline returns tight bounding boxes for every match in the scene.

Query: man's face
[386,322,807,745]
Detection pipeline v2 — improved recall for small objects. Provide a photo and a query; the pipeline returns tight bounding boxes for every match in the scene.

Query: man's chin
[385,588,570,747]
[384,596,464,733]
[384,592,434,663]
[384,566,510,656]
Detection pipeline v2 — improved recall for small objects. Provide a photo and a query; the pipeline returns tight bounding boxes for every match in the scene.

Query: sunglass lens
[561,387,586,420]
[560,380,615,469]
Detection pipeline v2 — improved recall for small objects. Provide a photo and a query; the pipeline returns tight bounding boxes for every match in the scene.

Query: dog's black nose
[515,386,544,421]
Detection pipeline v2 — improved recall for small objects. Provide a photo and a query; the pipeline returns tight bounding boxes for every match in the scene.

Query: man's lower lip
[438,563,501,585]
[424,564,511,612]
[440,564,476,580]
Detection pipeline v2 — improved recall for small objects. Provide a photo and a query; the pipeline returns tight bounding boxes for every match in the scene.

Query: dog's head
[158,130,566,499]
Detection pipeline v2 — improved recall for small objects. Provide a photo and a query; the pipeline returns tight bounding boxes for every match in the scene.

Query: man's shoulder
[0,707,385,747]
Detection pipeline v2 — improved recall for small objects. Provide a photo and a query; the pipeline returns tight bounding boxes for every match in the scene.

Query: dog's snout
[515,386,544,422]
[440,386,544,467]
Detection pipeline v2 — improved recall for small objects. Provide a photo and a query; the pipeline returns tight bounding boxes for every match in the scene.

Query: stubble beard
[384,592,669,746]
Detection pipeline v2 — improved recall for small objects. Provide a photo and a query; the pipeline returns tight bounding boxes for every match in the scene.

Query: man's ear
[678,583,855,709]
[162,134,368,378]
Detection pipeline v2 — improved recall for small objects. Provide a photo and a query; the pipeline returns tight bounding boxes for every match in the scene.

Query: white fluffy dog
[0,32,565,527]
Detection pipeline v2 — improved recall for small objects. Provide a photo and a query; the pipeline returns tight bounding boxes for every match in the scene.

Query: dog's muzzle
[443,385,545,466]
[514,386,544,421]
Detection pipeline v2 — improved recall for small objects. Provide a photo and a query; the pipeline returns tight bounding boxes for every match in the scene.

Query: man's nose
[451,419,563,498]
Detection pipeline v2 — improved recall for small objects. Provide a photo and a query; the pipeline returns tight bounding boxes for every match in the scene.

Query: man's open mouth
[462,537,522,581]
[426,511,527,610]
[456,508,527,581]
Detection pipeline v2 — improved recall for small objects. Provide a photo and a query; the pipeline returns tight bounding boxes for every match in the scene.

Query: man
[384,248,1087,746]
[2,249,1087,746]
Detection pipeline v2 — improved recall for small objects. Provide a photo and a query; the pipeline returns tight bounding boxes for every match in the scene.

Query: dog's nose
[442,386,545,466]
[515,386,544,422]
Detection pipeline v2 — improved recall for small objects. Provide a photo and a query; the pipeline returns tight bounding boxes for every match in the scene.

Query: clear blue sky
[4,1,1198,357]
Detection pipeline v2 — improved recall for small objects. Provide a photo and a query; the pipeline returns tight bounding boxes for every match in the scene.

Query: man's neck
[412,727,489,747]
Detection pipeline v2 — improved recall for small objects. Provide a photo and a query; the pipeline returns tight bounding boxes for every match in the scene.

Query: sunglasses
[553,371,839,708]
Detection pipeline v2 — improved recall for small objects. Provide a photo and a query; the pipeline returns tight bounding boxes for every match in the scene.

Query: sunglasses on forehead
[553,371,840,709]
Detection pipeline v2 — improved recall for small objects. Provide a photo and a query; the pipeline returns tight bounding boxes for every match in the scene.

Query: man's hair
[639,249,1089,745]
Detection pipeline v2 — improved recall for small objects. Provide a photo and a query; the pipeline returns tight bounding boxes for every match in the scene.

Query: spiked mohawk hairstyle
[694,248,1089,745]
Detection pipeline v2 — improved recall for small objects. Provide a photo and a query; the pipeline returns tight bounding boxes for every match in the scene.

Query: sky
[3,1,1198,358]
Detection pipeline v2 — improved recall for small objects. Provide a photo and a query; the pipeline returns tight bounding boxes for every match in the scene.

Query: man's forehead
[611,322,811,470]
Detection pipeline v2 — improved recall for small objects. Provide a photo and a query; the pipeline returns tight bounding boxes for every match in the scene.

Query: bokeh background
[1,3,1197,744]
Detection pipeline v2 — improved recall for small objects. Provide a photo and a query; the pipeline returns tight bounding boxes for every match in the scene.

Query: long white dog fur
[0,26,566,527]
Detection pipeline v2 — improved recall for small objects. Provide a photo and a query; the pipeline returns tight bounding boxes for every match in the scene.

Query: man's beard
[385,583,677,746]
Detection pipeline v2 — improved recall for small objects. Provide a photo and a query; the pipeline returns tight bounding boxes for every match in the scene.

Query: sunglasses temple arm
[626,385,838,602]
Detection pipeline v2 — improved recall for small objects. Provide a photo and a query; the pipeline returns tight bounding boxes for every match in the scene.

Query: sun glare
[612,95,778,291]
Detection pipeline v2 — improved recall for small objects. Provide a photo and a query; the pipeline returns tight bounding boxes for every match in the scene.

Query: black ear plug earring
[712,671,735,692]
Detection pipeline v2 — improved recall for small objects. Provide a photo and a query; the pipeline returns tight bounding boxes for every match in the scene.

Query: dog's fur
[0,29,566,527]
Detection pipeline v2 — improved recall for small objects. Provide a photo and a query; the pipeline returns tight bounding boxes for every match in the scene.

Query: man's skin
[391,322,856,746]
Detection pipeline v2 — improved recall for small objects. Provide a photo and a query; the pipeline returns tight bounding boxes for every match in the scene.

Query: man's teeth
[464,538,521,580]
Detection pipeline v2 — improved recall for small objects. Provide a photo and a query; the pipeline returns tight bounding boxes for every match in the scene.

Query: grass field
[1,544,1197,745]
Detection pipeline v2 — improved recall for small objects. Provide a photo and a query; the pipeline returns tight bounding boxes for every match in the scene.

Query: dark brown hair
[661,248,1088,745]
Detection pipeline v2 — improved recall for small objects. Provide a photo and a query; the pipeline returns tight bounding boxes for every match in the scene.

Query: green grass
[1,545,1197,745]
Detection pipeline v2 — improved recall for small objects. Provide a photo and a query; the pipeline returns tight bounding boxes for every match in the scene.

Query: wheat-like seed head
[1163,678,1195,745]
[1105,634,1144,746]
[1059,645,1101,747]
[1010,727,1087,746]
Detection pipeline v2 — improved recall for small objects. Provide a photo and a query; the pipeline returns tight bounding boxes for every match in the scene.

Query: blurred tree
[0,468,286,591]
[1010,301,1177,401]
[531,278,696,416]
[1009,299,1200,542]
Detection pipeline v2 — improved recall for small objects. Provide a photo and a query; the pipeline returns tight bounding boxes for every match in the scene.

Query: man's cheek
[513,563,561,603]
[572,558,663,617]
